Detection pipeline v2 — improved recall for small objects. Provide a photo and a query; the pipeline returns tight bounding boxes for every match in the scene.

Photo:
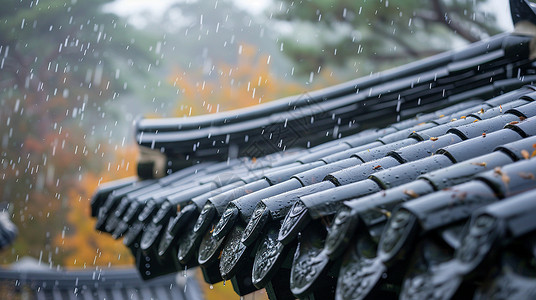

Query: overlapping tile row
[90,3,536,299]
[0,267,202,300]
[135,26,536,173]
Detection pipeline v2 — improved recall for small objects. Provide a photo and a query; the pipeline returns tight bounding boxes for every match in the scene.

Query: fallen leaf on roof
[374,208,391,218]
[403,189,419,198]
[494,167,510,185]
[521,150,530,160]
[519,172,535,180]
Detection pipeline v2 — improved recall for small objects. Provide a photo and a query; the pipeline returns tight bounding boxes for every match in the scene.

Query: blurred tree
[161,0,288,74]
[137,0,308,102]
[0,0,155,265]
[170,43,304,117]
[268,0,503,76]
[56,146,137,268]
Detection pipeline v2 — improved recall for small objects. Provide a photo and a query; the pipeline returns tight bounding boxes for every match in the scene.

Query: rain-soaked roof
[91,1,536,299]
[0,263,203,300]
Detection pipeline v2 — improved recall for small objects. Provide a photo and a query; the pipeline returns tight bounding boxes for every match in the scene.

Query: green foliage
[269,0,503,76]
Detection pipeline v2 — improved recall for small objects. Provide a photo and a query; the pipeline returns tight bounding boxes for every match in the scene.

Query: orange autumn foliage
[170,44,304,117]
[55,146,138,268]
[197,277,269,300]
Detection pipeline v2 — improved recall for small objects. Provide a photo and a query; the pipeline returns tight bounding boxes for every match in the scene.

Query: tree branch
[430,0,480,43]
[369,50,445,61]
[414,10,441,23]
[374,22,421,58]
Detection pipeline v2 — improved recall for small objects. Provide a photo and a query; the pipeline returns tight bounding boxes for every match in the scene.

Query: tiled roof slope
[91,1,536,299]
[0,267,202,300]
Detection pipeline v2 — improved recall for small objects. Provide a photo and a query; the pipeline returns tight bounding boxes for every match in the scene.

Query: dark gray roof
[0,265,203,300]
[90,1,536,299]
